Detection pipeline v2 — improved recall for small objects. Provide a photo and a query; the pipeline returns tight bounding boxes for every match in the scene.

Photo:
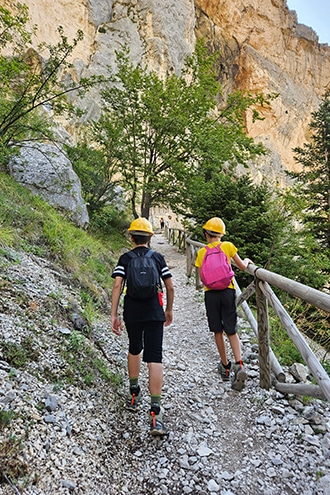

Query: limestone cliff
[195,0,330,182]
[3,0,330,185]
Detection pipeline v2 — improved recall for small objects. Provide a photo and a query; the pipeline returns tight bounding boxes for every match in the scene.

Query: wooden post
[195,266,201,289]
[255,279,271,389]
[260,281,330,402]
[180,231,186,251]
[235,281,285,382]
[186,241,192,276]
[236,281,256,307]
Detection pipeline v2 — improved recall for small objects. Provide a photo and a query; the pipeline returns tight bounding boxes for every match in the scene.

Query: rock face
[6,0,330,186]
[9,144,89,228]
[194,0,330,183]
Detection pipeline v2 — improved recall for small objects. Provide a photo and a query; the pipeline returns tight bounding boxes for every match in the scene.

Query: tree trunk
[141,189,151,219]
[131,190,139,219]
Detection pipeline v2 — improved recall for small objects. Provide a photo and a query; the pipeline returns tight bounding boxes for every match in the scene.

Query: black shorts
[125,320,164,363]
[204,288,237,335]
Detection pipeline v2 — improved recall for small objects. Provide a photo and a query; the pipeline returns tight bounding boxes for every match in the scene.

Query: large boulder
[9,143,89,228]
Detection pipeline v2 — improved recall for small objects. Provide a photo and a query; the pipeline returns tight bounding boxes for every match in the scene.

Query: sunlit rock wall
[3,0,330,185]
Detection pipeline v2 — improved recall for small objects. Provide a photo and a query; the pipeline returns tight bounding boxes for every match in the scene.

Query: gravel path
[96,233,330,495]
[1,233,330,495]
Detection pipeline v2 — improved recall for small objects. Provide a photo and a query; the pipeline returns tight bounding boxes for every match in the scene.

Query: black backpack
[126,250,161,299]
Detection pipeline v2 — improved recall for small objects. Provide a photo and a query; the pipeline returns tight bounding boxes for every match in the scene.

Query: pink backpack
[200,244,235,290]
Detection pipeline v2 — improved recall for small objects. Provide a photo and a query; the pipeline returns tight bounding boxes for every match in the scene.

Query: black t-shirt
[111,246,172,322]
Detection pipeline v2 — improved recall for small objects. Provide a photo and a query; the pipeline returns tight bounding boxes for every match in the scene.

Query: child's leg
[146,325,167,435]
[148,362,163,395]
[228,333,242,362]
[128,351,141,379]
[214,331,229,365]
[126,322,143,381]
[126,352,142,412]
[229,333,247,391]
[144,322,164,397]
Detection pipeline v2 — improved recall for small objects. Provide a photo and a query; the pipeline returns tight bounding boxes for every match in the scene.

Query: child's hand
[243,258,252,269]
[111,315,123,336]
[164,309,173,327]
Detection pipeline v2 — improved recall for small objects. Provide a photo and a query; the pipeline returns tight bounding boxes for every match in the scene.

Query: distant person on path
[195,217,252,391]
[160,217,165,230]
[111,218,174,435]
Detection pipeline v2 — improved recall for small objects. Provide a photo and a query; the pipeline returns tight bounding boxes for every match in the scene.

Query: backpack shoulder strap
[204,244,221,253]
[127,249,154,259]
[127,250,137,259]
[146,250,162,286]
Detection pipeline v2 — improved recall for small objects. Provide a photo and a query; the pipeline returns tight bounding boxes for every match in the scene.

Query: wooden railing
[166,227,186,251]
[165,227,330,402]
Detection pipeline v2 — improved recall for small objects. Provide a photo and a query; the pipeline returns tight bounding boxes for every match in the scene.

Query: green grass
[0,435,28,484]
[270,322,304,365]
[0,410,17,430]
[0,171,125,391]
[0,172,128,304]
[1,337,40,368]
[60,331,124,388]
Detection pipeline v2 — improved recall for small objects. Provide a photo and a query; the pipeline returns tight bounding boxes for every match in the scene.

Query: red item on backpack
[200,244,235,290]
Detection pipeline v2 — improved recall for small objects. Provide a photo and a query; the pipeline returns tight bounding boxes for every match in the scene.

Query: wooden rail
[166,227,186,251]
[165,227,330,402]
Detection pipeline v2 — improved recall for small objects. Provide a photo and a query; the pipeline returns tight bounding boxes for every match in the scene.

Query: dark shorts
[204,288,237,335]
[125,320,164,363]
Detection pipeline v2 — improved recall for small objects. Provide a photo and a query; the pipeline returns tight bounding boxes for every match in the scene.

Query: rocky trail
[1,233,330,495]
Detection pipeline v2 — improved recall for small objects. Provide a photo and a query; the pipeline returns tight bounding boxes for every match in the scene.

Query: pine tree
[291,91,330,250]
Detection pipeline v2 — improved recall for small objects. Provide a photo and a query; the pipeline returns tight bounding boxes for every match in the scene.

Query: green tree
[290,91,330,251]
[0,3,93,168]
[66,137,130,232]
[95,42,266,219]
[182,167,329,290]
[277,183,330,289]
[265,189,329,289]
[181,172,277,280]
[66,140,119,215]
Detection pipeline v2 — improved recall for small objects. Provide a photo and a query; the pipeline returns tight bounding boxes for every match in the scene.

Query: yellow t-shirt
[195,241,237,290]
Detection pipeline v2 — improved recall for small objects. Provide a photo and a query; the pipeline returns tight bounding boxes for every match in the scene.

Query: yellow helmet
[202,217,226,235]
[128,218,154,235]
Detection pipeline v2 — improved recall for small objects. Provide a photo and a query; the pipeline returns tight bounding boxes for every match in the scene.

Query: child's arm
[232,253,252,271]
[163,277,174,327]
[111,276,124,335]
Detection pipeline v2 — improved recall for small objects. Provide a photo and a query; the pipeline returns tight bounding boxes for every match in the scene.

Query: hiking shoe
[149,403,167,436]
[231,361,247,391]
[218,360,232,381]
[125,385,142,412]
